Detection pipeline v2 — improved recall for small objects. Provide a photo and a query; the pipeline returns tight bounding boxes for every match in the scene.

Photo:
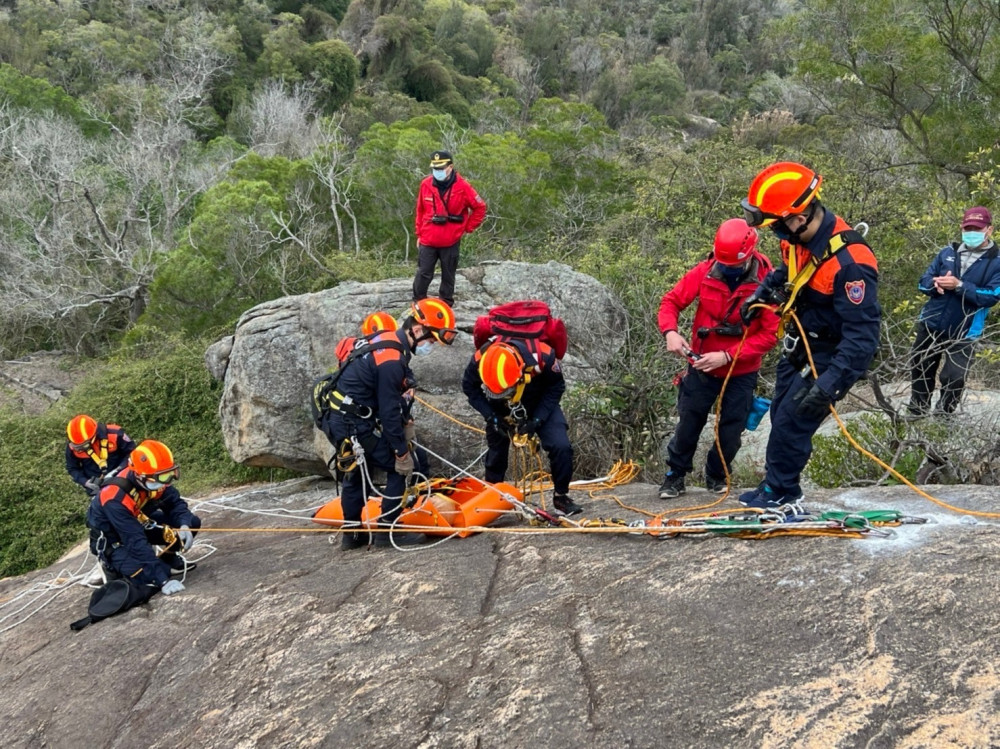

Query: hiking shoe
[341,530,369,550]
[163,555,197,574]
[169,561,198,575]
[705,474,728,493]
[553,494,584,516]
[738,483,803,509]
[658,471,686,499]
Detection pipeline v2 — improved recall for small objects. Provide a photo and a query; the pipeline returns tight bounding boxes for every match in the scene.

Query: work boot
[373,527,429,548]
[341,530,369,550]
[705,474,728,493]
[658,471,686,499]
[553,494,584,516]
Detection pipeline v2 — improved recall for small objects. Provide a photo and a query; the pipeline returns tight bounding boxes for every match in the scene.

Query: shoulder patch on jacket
[845,279,866,305]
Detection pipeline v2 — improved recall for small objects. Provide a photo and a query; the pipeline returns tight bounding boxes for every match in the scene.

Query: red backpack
[473,300,568,359]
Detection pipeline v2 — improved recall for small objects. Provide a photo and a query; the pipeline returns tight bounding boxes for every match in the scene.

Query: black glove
[516,417,542,436]
[793,383,832,420]
[740,287,769,326]
[486,415,509,436]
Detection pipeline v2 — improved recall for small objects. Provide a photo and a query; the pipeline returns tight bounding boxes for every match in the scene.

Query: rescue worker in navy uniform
[65,414,136,498]
[462,338,583,516]
[318,298,459,549]
[907,206,1000,415]
[739,161,881,509]
[334,311,431,477]
[86,440,199,597]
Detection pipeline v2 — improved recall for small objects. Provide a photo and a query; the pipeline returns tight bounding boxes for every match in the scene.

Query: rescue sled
[311,477,521,538]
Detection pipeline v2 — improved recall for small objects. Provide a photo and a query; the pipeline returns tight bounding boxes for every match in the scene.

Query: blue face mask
[962,230,987,248]
[770,221,794,242]
[414,340,435,356]
[718,264,745,281]
[432,168,448,181]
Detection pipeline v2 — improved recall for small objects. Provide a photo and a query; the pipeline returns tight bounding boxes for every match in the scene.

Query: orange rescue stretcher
[311,477,521,538]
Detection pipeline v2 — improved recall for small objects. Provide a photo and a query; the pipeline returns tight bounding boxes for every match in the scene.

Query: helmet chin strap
[784,200,820,241]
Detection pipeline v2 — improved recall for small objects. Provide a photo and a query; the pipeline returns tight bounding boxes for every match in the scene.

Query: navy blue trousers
[323,414,407,525]
[764,354,835,495]
[484,408,574,495]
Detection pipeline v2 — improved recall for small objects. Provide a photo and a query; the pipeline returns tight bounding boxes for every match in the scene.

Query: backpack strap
[312,339,406,424]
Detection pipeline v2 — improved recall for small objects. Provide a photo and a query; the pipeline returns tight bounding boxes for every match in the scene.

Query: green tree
[145,154,331,336]
[775,0,1000,177]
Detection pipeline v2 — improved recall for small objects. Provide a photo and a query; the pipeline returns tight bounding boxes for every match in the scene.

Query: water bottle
[746,395,771,431]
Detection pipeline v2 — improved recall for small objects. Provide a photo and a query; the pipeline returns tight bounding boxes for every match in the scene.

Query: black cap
[430,151,453,168]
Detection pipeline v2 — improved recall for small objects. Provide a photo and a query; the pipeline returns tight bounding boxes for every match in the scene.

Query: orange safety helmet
[361,311,398,337]
[411,298,458,345]
[714,218,758,265]
[128,440,179,489]
[479,341,529,399]
[741,161,822,227]
[67,414,98,450]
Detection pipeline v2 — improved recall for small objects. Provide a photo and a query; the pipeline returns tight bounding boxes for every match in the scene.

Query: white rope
[0,553,95,634]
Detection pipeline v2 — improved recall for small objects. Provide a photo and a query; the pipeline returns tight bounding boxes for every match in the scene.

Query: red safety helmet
[742,162,822,227]
[361,311,397,337]
[411,298,458,345]
[67,415,98,450]
[479,341,528,399]
[128,440,179,490]
[714,218,758,265]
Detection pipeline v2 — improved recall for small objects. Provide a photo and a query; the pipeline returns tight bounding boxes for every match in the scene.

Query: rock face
[207,261,628,475]
[3,481,1000,748]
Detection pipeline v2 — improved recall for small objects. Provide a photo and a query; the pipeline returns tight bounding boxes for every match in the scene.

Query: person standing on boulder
[906,206,1000,416]
[66,414,136,500]
[413,150,487,308]
[316,299,459,549]
[86,440,199,596]
[657,218,780,500]
[462,338,583,516]
[738,161,880,510]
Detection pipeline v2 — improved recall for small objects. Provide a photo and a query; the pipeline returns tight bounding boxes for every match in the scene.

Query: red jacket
[658,253,780,377]
[415,172,487,247]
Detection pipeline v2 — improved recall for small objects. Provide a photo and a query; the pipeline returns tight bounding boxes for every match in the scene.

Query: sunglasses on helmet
[434,328,458,345]
[144,468,179,486]
[482,383,517,400]
[740,198,782,228]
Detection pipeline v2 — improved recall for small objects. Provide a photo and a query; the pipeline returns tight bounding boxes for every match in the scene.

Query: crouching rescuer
[313,298,459,549]
[85,440,199,598]
[463,338,583,516]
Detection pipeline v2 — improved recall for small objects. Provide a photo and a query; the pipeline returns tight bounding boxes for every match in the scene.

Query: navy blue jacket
[763,211,881,399]
[65,423,135,488]
[463,338,566,422]
[917,242,1000,338]
[332,329,412,458]
[86,471,197,587]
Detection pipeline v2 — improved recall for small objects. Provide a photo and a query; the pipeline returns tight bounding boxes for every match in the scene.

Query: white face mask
[414,340,435,356]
